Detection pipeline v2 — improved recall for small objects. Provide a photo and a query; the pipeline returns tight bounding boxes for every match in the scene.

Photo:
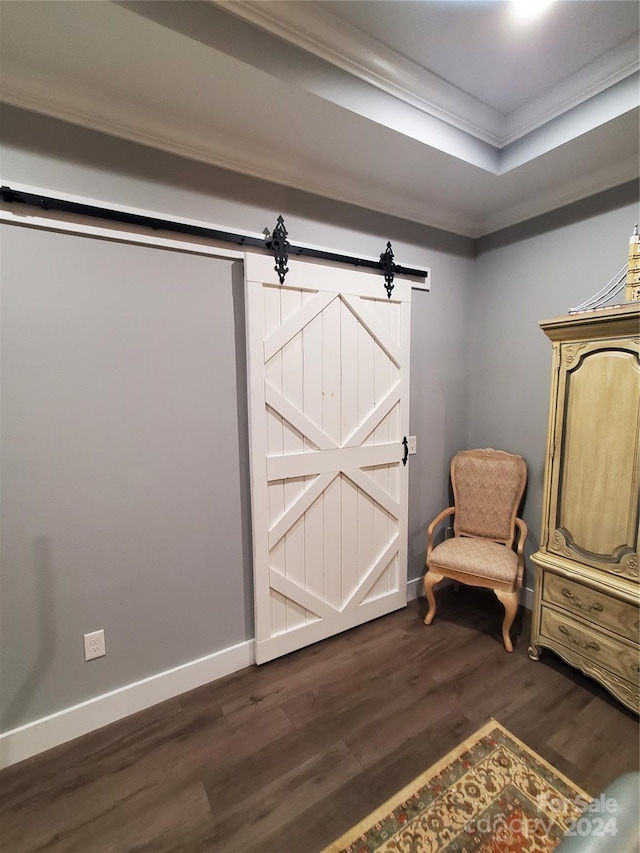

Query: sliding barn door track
[1,185,429,298]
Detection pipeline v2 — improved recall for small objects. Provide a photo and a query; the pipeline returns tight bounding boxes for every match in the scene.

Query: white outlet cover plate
[408,436,417,455]
[84,629,106,661]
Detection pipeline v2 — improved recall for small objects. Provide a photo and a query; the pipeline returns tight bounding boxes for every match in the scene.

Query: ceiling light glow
[511,0,555,19]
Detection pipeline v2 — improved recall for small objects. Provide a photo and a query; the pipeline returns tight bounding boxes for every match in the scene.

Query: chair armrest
[515,517,528,587]
[515,517,528,554]
[427,507,455,559]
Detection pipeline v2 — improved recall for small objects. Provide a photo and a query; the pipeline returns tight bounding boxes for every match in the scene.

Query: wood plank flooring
[1,588,638,852]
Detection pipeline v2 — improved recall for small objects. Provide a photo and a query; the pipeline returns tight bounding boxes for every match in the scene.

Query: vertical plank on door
[281,287,306,628]
[324,474,342,610]
[357,307,375,586]
[340,298,358,446]
[373,299,392,597]
[387,300,401,595]
[341,474,358,604]
[340,296,359,601]
[264,284,287,635]
[322,295,341,606]
[303,312,324,604]
[322,296,341,445]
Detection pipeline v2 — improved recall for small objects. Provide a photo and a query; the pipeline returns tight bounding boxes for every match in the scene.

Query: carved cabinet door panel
[546,337,640,581]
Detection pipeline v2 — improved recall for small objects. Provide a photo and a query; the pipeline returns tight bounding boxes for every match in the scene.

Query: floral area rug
[322,719,591,853]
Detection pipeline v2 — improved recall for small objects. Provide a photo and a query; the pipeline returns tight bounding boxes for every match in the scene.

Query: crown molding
[214,0,506,147]
[504,37,640,144]
[500,77,640,174]
[216,1,639,151]
[480,154,640,237]
[3,81,637,240]
[0,79,314,189]
[0,82,482,237]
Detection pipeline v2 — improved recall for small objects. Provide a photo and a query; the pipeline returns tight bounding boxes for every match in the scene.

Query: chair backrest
[451,449,527,547]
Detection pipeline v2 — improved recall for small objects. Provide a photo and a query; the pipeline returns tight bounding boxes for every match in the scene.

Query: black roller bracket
[0,186,20,203]
[380,241,396,298]
[266,215,290,285]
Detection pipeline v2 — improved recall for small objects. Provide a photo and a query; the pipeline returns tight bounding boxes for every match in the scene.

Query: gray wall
[0,229,251,729]
[0,105,474,730]
[469,193,639,585]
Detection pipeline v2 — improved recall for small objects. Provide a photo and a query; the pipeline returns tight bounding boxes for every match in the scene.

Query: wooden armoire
[529,301,640,713]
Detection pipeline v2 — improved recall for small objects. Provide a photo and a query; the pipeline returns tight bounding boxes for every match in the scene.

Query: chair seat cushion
[429,537,518,584]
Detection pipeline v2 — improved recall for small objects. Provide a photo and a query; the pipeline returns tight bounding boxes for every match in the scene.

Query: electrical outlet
[84,629,106,661]
[408,436,417,455]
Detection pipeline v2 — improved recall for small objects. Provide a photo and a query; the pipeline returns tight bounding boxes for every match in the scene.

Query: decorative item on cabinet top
[625,224,640,303]
[529,298,639,714]
[569,225,640,311]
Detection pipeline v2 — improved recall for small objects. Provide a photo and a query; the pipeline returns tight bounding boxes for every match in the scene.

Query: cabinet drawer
[540,608,640,685]
[543,573,640,642]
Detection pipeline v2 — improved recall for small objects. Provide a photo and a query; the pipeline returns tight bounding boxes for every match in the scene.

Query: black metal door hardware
[266,215,290,284]
[1,187,428,294]
[380,241,396,298]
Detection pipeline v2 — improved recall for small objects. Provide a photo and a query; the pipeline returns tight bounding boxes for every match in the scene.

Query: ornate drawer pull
[561,588,603,613]
[558,624,600,652]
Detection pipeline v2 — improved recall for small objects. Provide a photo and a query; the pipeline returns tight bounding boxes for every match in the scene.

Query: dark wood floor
[1,588,638,853]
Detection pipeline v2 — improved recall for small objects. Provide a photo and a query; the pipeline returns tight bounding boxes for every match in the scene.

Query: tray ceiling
[0,0,637,237]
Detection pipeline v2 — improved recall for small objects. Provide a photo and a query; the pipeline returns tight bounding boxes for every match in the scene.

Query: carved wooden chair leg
[495,589,519,652]
[423,571,444,625]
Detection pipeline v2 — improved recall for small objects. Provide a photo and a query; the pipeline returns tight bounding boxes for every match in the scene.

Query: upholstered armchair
[423,448,528,652]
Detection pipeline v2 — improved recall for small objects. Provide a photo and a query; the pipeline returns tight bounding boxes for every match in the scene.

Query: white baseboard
[407,575,456,601]
[1,583,534,769]
[521,586,534,610]
[406,575,425,601]
[0,639,255,770]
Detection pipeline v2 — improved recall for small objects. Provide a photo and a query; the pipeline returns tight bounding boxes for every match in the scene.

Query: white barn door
[245,253,411,663]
